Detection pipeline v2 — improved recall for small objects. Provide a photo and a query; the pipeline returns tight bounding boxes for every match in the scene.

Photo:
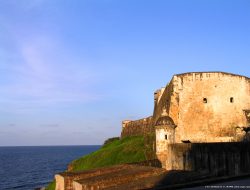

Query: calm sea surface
[0,146,101,190]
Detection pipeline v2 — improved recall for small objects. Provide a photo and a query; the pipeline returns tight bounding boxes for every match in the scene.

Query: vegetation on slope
[69,136,147,171]
[46,180,55,190]
[103,137,120,146]
[46,134,156,189]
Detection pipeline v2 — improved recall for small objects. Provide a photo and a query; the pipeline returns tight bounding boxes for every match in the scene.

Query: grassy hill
[46,135,155,190]
[69,136,146,171]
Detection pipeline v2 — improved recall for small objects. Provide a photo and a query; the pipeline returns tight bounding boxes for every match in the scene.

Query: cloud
[21,43,48,76]
[0,124,16,129]
[8,124,16,127]
[0,34,103,114]
[40,124,60,128]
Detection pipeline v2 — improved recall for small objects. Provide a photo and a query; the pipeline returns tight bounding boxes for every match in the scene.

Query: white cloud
[0,35,103,114]
[21,44,48,75]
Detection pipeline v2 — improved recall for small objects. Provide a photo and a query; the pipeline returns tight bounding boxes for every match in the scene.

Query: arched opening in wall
[203,98,207,103]
[230,97,234,103]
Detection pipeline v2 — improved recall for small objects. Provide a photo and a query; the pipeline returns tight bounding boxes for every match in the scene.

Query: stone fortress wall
[122,72,250,142]
[121,116,153,137]
[155,72,250,142]
[121,72,250,171]
[166,142,250,176]
[55,72,250,190]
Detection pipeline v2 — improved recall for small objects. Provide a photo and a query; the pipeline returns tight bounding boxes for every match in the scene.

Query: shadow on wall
[151,139,250,189]
[152,170,215,189]
[242,127,250,142]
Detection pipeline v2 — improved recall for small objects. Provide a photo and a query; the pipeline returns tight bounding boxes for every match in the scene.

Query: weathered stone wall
[176,72,250,142]
[56,165,133,190]
[123,72,250,144]
[56,165,166,190]
[121,116,153,138]
[153,72,250,143]
[55,175,65,190]
[165,142,250,176]
[153,80,179,126]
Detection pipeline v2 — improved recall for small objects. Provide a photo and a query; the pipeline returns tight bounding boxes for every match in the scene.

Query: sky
[0,0,250,146]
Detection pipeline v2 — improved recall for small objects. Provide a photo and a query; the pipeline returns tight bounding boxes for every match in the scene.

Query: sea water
[0,145,101,190]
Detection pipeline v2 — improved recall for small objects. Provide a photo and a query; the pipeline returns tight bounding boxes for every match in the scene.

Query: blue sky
[0,0,250,146]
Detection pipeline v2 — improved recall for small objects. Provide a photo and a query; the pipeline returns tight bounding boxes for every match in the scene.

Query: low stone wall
[128,159,162,168]
[55,164,166,190]
[166,142,250,176]
[121,116,154,138]
[56,165,133,190]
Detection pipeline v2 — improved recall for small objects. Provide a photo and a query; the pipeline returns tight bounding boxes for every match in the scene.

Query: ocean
[0,145,101,190]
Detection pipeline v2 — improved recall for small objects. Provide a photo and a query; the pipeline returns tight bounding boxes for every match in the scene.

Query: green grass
[45,180,55,190]
[46,135,156,189]
[69,136,146,171]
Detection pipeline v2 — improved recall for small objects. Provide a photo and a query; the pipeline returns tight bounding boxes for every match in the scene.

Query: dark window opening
[165,135,168,140]
[230,97,234,103]
[203,98,207,103]
[182,140,191,143]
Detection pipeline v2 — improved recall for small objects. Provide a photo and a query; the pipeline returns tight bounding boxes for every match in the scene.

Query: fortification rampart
[176,72,250,142]
[122,72,250,142]
[165,142,250,176]
[121,116,154,138]
[152,72,250,143]
[54,72,250,190]
[153,78,179,126]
